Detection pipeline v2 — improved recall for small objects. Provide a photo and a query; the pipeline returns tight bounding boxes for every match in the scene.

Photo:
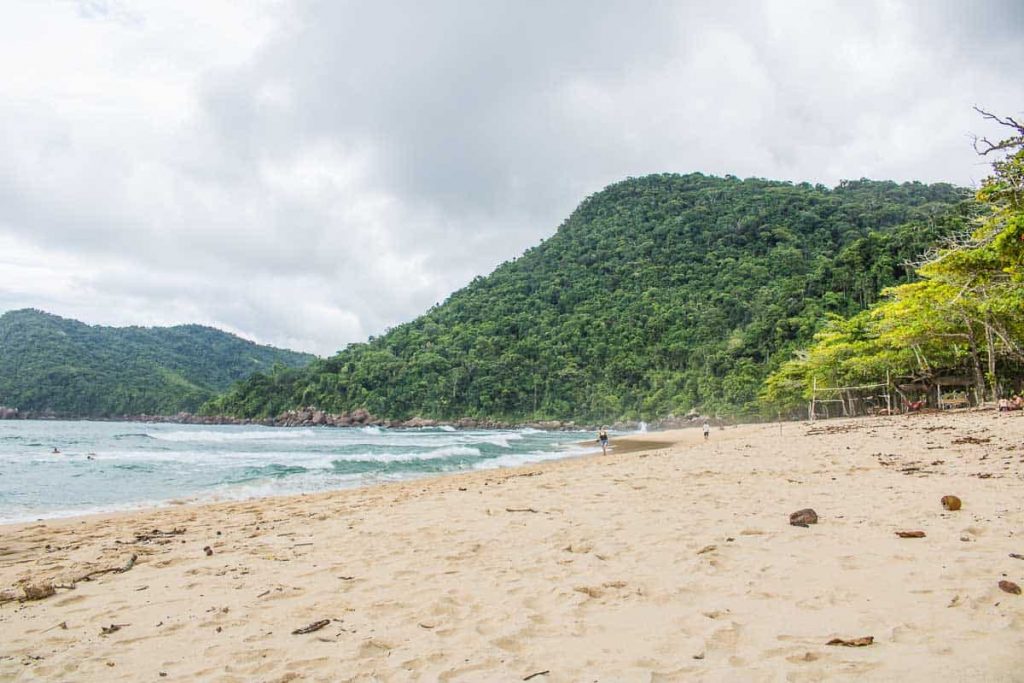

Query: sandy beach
[1,411,1022,681]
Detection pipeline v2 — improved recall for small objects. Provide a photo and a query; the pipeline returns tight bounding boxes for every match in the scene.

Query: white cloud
[0,0,1021,355]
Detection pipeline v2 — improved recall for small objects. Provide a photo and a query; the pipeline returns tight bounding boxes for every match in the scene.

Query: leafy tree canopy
[0,309,316,416]
[763,109,1024,412]
[208,173,968,422]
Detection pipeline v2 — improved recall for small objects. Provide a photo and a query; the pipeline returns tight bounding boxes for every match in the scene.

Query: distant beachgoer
[999,398,1010,412]
[597,427,609,455]
[52,447,61,454]
[702,421,710,440]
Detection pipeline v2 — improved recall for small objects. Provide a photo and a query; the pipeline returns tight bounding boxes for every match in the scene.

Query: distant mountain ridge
[207,173,972,423]
[0,309,316,416]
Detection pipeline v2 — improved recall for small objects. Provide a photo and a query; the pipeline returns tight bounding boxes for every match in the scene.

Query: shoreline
[0,430,671,532]
[0,427,610,528]
[2,413,1021,680]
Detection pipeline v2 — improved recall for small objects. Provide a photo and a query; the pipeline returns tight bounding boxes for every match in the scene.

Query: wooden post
[810,377,817,421]
[885,370,891,416]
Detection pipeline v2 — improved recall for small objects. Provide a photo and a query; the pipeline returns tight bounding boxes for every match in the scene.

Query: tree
[763,107,1024,412]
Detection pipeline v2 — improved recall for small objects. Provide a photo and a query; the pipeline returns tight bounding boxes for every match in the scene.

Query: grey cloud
[0,1,1020,355]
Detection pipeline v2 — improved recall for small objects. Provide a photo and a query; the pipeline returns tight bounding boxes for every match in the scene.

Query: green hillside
[0,309,316,416]
[206,173,972,422]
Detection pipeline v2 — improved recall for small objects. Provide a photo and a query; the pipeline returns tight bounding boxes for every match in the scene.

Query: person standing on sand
[597,427,609,455]
[702,420,710,440]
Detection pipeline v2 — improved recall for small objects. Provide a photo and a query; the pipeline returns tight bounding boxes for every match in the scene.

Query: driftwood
[895,531,926,538]
[827,636,874,647]
[132,528,186,543]
[22,583,56,601]
[292,619,331,635]
[506,508,539,514]
[51,554,140,592]
[523,671,550,681]
[506,471,544,479]
[100,623,129,635]
[79,554,138,582]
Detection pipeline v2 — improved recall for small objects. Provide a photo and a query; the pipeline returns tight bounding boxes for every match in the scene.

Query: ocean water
[0,420,597,524]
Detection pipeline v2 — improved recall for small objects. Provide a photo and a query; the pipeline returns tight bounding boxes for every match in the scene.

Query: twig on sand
[131,528,186,543]
[292,619,331,635]
[523,671,550,681]
[81,554,137,581]
[506,507,539,513]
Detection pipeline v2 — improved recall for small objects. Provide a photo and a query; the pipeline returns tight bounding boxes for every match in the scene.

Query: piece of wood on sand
[827,636,874,647]
[292,619,332,635]
[895,530,926,538]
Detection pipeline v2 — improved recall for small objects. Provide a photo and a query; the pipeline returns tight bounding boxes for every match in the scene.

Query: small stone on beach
[789,509,818,527]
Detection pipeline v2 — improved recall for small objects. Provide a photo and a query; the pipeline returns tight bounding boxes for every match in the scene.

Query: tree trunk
[985,321,998,400]
[964,318,986,404]
[983,321,999,401]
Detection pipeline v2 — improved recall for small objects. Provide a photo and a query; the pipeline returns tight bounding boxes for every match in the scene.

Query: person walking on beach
[597,427,609,455]
[702,420,710,441]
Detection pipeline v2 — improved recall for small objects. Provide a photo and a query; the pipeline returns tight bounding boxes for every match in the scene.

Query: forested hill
[0,309,316,416]
[206,173,972,422]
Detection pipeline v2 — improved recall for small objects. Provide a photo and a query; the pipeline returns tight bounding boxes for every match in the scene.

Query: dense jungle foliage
[763,112,1024,413]
[206,173,969,422]
[0,309,315,416]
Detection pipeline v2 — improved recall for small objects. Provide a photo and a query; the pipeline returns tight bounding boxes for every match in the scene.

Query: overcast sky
[1,1,1021,355]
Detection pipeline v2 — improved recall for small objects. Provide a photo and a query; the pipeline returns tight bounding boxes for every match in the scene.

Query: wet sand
[1,411,1022,681]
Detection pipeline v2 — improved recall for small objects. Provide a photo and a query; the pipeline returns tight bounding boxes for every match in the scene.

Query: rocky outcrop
[2,405,630,432]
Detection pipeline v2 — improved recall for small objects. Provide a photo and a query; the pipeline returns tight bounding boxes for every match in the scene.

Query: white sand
[1,411,1022,681]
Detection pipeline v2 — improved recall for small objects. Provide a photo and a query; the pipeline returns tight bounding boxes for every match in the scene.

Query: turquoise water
[0,420,597,524]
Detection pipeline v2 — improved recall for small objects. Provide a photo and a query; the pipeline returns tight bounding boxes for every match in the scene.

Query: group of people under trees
[998,395,1024,412]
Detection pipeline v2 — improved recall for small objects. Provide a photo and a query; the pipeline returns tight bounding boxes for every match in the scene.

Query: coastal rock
[789,508,818,527]
[402,417,437,428]
[941,495,962,511]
